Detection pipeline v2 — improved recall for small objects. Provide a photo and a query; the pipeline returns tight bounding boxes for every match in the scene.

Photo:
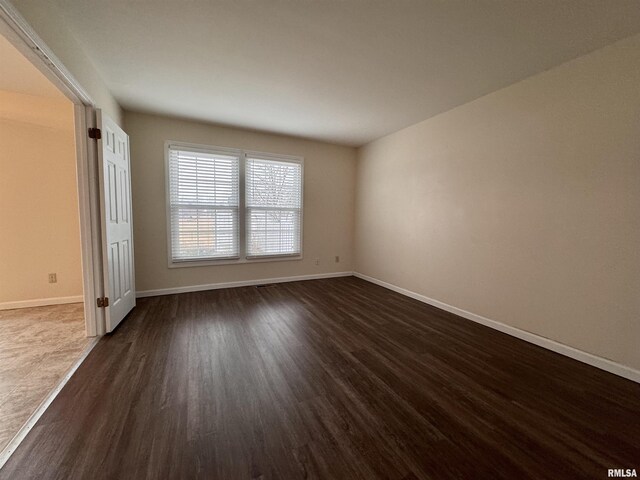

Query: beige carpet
[0,303,91,451]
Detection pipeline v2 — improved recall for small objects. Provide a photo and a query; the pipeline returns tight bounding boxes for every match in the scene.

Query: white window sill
[168,254,303,269]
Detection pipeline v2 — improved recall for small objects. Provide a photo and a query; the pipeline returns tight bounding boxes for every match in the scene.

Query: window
[166,142,303,266]
[246,156,302,257]
[167,146,240,262]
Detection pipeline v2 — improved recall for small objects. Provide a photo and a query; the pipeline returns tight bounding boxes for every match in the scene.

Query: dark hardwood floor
[1,276,638,479]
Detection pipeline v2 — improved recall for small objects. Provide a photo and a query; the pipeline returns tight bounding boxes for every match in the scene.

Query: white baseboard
[353,272,640,384]
[136,271,354,298]
[0,336,99,470]
[0,295,84,311]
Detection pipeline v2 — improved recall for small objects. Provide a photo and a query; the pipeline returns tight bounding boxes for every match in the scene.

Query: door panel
[98,111,135,332]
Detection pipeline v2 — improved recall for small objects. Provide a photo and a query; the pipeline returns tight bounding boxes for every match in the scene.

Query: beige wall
[0,91,83,305]
[355,34,640,371]
[12,0,122,124]
[124,111,356,293]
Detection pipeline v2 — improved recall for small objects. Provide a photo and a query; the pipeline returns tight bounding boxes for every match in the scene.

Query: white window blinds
[246,156,302,257]
[168,146,240,262]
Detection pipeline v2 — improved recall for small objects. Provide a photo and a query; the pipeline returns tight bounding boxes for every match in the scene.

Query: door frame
[0,1,107,335]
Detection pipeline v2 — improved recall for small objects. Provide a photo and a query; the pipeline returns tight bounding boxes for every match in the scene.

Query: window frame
[165,141,304,268]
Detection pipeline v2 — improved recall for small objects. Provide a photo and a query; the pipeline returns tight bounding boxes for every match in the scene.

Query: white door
[97,110,136,332]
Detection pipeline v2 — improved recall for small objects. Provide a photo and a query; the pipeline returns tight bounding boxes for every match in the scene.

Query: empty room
[0,0,638,479]
[0,31,92,454]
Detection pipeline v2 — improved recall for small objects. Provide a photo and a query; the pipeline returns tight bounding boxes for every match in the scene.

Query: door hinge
[88,127,102,139]
[97,297,109,308]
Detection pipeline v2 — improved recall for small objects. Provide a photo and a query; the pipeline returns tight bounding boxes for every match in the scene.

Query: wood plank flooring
[0,303,90,452]
[1,277,638,479]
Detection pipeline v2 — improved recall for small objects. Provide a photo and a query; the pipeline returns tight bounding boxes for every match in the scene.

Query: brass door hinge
[97,297,109,308]
[88,127,102,140]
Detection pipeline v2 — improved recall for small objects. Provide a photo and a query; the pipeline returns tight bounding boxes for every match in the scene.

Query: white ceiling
[0,33,65,99]
[51,0,640,146]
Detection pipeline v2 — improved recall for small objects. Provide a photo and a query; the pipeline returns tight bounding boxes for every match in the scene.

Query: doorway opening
[0,28,95,456]
[0,0,136,466]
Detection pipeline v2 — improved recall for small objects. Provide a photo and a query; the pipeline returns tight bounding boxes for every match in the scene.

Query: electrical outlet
[314,258,320,266]
[48,273,57,284]
[335,256,340,263]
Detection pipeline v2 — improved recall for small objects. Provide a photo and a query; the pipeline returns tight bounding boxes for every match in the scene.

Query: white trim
[244,149,304,164]
[354,272,640,384]
[83,106,107,335]
[0,1,92,106]
[0,296,84,311]
[0,337,99,469]
[137,271,353,298]
[167,254,303,268]
[74,105,99,336]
